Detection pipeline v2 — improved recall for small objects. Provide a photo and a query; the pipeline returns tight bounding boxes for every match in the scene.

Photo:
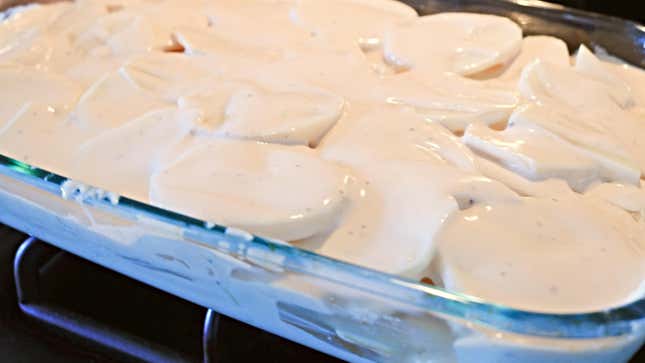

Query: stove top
[0,225,643,362]
[0,225,340,363]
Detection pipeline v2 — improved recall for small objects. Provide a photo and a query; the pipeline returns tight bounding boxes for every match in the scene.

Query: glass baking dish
[1,1,644,362]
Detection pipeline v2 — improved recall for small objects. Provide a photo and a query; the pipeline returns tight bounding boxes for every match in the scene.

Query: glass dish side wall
[1,155,643,363]
[0,1,644,362]
[0,155,643,362]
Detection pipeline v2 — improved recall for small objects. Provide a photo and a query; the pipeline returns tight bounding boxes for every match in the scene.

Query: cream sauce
[0,0,644,314]
[497,36,570,82]
[436,195,645,313]
[150,139,350,241]
[377,72,519,132]
[315,105,517,276]
[519,59,645,176]
[73,107,201,202]
[383,12,522,76]
[464,116,640,192]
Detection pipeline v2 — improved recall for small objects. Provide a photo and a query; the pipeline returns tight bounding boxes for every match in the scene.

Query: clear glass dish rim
[1,154,643,340]
[0,0,643,342]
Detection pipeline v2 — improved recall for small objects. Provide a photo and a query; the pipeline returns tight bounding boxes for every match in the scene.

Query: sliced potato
[498,35,569,82]
[320,104,476,170]
[519,61,645,176]
[291,0,417,51]
[463,121,639,192]
[217,84,345,146]
[301,161,460,278]
[73,108,201,201]
[574,45,633,108]
[383,12,522,76]
[437,195,645,313]
[377,72,518,132]
[150,139,349,241]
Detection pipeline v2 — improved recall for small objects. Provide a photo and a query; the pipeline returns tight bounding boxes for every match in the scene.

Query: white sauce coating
[497,35,570,82]
[436,195,645,313]
[383,12,522,76]
[0,0,644,315]
[150,139,350,242]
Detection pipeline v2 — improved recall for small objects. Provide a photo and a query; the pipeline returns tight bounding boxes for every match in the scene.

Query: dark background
[0,1,643,363]
[547,0,644,23]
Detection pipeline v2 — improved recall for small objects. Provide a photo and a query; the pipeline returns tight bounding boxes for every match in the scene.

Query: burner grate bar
[14,237,215,363]
[202,309,221,363]
[7,234,343,363]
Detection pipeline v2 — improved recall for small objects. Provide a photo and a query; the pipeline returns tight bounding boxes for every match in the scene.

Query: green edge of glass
[0,154,643,340]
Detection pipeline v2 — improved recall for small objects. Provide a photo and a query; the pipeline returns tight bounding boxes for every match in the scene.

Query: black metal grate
[0,227,340,363]
[1,225,643,362]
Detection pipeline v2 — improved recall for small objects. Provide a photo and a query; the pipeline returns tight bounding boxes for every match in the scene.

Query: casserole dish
[1,1,644,362]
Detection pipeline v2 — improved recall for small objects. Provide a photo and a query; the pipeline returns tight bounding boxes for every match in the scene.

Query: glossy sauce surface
[1,0,644,314]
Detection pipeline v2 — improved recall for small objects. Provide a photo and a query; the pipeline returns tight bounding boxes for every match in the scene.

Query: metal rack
[3,230,338,363]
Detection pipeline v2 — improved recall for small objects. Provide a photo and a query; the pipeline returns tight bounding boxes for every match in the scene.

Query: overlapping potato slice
[498,36,570,82]
[437,195,645,313]
[509,104,640,186]
[197,0,310,52]
[0,65,84,173]
[383,12,522,76]
[520,59,620,111]
[0,1,210,85]
[0,1,242,87]
[600,57,645,109]
[311,106,517,277]
[74,53,215,131]
[150,140,349,241]
[72,107,201,201]
[17,3,155,72]
[463,119,640,192]
[72,10,157,56]
[176,82,241,132]
[585,181,645,213]
[473,155,572,198]
[126,0,214,42]
[302,161,461,278]
[169,25,283,65]
[300,160,520,278]
[0,64,79,123]
[377,72,518,132]
[290,0,416,51]
[465,123,596,192]
[218,84,345,145]
[574,45,634,108]
[244,47,381,103]
[2,0,645,313]
[119,53,217,99]
[0,2,72,63]
[74,70,168,131]
[61,0,210,56]
[320,105,476,170]
[0,102,90,176]
[124,51,345,145]
[10,1,131,78]
[519,60,645,176]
